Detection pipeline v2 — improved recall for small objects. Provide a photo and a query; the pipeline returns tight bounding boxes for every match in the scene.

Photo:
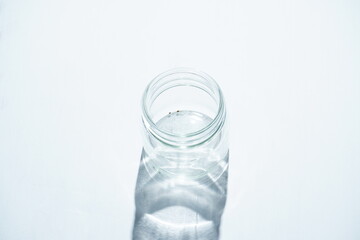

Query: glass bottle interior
[143,71,223,139]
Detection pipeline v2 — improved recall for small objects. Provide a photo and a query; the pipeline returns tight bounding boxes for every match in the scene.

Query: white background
[0,0,359,239]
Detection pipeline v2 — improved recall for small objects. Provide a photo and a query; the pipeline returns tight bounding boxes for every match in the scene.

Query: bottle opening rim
[141,68,226,147]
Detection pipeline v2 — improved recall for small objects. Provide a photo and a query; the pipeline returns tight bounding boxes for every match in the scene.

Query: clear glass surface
[141,68,229,183]
[133,68,229,239]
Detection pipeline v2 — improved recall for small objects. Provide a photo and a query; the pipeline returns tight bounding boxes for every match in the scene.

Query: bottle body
[141,68,228,183]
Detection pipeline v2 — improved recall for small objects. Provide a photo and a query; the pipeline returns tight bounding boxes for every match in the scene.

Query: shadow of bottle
[132,150,228,240]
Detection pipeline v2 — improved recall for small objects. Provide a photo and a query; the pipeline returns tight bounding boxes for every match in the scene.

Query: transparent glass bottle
[141,68,228,184]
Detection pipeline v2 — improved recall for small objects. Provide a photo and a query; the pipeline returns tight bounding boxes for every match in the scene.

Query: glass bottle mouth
[142,68,226,147]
